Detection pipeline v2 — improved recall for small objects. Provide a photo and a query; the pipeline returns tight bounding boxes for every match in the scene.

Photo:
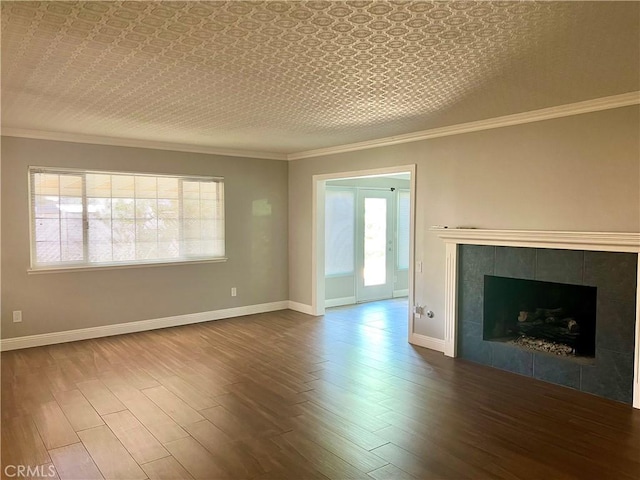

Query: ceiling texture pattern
[1,1,638,155]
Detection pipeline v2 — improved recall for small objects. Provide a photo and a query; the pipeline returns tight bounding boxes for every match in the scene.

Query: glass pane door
[363,197,387,286]
[356,189,394,302]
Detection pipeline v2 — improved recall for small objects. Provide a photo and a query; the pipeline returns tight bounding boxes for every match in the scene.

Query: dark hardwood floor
[2,299,639,479]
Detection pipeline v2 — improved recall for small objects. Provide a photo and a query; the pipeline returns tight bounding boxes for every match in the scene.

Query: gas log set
[483,276,597,359]
[508,307,579,356]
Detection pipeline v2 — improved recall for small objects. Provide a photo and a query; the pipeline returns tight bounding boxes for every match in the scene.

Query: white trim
[288,301,315,315]
[312,179,325,316]
[435,229,640,409]
[324,296,356,308]
[0,301,288,352]
[313,166,417,184]
[635,253,640,409]
[288,92,640,160]
[407,170,417,344]
[393,289,409,298]
[443,242,459,358]
[409,333,445,353]
[354,188,395,303]
[2,128,288,161]
[433,228,640,252]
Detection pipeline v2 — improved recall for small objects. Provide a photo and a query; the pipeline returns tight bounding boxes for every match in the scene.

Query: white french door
[355,189,394,302]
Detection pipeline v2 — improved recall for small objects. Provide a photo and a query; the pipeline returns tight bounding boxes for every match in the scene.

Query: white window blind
[397,189,410,270]
[29,167,225,269]
[325,188,355,276]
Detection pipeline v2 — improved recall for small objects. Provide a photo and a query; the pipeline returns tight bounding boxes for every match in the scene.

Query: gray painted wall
[1,137,289,338]
[289,106,640,339]
[2,106,638,343]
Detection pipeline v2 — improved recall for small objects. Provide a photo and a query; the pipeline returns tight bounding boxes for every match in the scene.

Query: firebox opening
[483,275,597,358]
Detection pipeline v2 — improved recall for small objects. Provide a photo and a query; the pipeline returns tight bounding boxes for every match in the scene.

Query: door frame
[355,188,395,303]
[312,165,416,341]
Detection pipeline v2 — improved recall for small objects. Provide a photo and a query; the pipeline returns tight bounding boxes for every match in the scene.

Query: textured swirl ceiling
[1,1,638,155]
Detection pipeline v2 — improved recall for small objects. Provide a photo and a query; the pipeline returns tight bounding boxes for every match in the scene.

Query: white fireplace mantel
[435,228,640,252]
[432,228,640,409]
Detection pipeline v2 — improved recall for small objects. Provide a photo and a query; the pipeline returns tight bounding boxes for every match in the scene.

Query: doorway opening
[312,165,416,340]
[325,179,409,305]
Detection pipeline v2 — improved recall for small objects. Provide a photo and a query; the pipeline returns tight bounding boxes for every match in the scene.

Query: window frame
[396,188,411,272]
[28,166,227,273]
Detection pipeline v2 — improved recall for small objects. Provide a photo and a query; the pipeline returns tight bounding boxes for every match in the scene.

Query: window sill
[28,257,228,274]
[325,272,355,278]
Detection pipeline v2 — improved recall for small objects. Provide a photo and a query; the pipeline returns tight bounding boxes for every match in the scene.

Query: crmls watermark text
[4,465,57,478]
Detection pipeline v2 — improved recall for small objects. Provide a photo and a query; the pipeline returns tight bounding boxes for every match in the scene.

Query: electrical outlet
[13,311,22,323]
[231,287,237,297]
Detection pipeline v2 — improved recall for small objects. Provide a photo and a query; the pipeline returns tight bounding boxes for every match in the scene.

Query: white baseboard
[324,296,356,308]
[393,289,409,298]
[410,332,445,353]
[287,301,315,315]
[0,301,289,351]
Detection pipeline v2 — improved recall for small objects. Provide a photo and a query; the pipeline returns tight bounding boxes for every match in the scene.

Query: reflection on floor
[325,297,409,340]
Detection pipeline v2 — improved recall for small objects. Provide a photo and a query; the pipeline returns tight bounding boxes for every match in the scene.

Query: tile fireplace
[435,229,640,407]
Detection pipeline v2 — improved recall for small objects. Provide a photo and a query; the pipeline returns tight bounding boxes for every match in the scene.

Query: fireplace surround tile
[457,244,637,405]
[532,352,581,390]
[495,246,535,279]
[491,342,533,376]
[580,349,634,404]
[535,248,584,284]
[459,320,493,365]
[458,245,494,324]
[584,251,637,354]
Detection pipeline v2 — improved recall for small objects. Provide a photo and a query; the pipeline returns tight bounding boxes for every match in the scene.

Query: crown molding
[0,128,288,161]
[287,91,640,160]
[2,92,637,161]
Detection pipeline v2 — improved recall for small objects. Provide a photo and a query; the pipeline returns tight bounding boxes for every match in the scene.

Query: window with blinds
[29,167,225,270]
[325,188,355,276]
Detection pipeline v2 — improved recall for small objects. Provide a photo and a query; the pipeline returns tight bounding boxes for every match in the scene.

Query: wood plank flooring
[2,299,640,479]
